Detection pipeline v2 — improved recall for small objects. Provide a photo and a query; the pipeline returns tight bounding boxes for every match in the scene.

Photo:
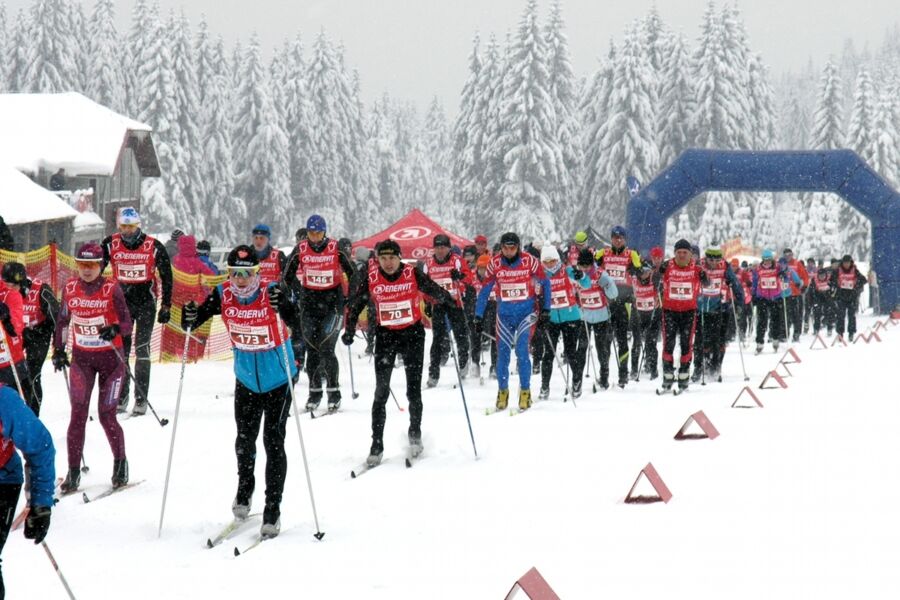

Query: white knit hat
[540,245,560,262]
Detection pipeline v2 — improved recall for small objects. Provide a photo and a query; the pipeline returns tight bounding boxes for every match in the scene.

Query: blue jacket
[475,254,551,319]
[578,268,618,324]
[698,264,745,313]
[545,265,582,324]
[0,385,56,507]
[780,268,802,299]
[198,255,219,275]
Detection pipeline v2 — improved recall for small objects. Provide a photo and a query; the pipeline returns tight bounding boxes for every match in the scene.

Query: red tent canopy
[353,209,473,261]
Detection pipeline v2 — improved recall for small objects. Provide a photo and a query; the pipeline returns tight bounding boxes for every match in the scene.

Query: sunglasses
[228,266,258,278]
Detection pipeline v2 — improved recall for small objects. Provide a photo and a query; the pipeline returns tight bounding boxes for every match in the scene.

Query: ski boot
[426,376,438,388]
[489,365,497,379]
[60,467,81,494]
[649,368,659,381]
[131,401,147,416]
[532,363,540,376]
[598,374,610,390]
[232,494,251,520]
[772,340,780,351]
[572,380,583,399]
[327,392,341,413]
[691,369,702,383]
[496,389,509,410]
[618,373,628,388]
[518,389,532,410]
[677,370,690,392]
[656,372,675,394]
[755,343,763,355]
[848,333,855,343]
[305,396,321,412]
[538,386,550,400]
[261,503,281,539]
[408,429,423,458]
[117,394,129,414]
[111,458,129,489]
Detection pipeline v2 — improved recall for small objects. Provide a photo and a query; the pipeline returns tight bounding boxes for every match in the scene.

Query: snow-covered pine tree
[474,34,509,237]
[423,97,455,227]
[134,2,184,231]
[125,0,154,117]
[202,56,244,246]
[451,33,482,228]
[782,91,810,149]
[194,16,215,107]
[544,0,583,236]
[23,0,79,93]
[232,35,293,240]
[870,91,900,190]
[169,11,207,237]
[368,94,401,220]
[269,40,290,130]
[846,67,877,260]
[493,0,561,243]
[752,194,775,251]
[67,0,89,93]
[0,5,7,92]
[641,3,668,75]
[657,32,695,170]
[590,21,658,233]
[6,9,30,92]
[578,41,616,229]
[673,210,694,249]
[284,32,316,214]
[86,0,126,114]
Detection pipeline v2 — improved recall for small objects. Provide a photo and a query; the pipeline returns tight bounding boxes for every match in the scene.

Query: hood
[178,235,198,259]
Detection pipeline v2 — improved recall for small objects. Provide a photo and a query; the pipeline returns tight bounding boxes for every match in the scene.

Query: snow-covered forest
[2,0,898,260]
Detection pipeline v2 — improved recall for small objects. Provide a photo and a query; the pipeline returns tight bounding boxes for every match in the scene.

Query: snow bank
[0,166,78,224]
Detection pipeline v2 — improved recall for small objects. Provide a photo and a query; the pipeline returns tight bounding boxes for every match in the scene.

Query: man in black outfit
[100,207,173,415]
[830,254,867,342]
[343,240,455,466]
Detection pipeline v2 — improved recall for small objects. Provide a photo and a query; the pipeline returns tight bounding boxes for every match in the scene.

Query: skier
[576,249,619,389]
[695,248,744,383]
[101,206,173,416]
[195,240,220,275]
[250,224,287,286]
[53,242,132,493]
[422,234,472,387]
[751,250,790,354]
[0,274,36,414]
[781,249,809,342]
[595,226,642,387]
[1,262,58,415]
[474,232,551,411]
[474,235,490,257]
[284,215,356,413]
[472,254,497,379]
[810,264,835,335]
[538,246,587,399]
[566,231,593,267]
[181,245,298,538]
[830,254,866,342]
[657,239,707,393]
[0,380,55,598]
[803,257,818,331]
[630,264,661,380]
[342,239,456,466]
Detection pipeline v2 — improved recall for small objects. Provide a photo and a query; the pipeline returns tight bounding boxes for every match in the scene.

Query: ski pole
[445,316,478,458]
[346,345,359,399]
[275,313,325,540]
[543,329,574,404]
[584,321,599,393]
[731,300,750,381]
[388,386,405,412]
[58,366,89,472]
[41,541,78,600]
[700,309,706,386]
[781,296,790,344]
[0,325,27,399]
[110,345,169,427]
[157,326,192,538]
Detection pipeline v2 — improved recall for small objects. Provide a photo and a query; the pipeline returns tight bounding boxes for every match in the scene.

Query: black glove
[424,303,432,319]
[573,269,584,280]
[270,283,286,306]
[98,324,120,342]
[51,348,69,372]
[539,309,550,325]
[24,505,51,544]
[157,306,171,324]
[0,301,8,321]
[341,329,355,346]
[181,301,198,329]
[450,269,466,281]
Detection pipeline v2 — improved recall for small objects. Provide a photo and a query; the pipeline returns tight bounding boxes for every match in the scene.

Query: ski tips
[314,531,325,540]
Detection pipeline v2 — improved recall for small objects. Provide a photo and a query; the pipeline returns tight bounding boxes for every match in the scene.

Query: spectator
[196,240,219,275]
[49,168,66,191]
[0,215,13,251]
[165,229,185,262]
[868,268,880,313]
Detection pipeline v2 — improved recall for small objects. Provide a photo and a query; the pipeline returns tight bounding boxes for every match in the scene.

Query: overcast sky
[6,0,898,111]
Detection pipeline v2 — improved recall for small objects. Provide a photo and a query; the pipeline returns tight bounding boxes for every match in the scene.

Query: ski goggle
[228,266,259,278]
[75,260,102,267]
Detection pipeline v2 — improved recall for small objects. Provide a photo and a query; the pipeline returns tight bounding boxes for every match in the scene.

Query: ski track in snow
[7,316,899,598]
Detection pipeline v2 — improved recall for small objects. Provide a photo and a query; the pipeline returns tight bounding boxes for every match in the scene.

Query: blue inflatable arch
[626,149,900,313]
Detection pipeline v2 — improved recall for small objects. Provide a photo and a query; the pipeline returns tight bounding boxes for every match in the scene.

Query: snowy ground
[7,315,900,599]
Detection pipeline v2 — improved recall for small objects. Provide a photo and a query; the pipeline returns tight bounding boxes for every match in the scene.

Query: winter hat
[842,254,853,263]
[610,225,627,238]
[1,262,27,284]
[650,246,664,260]
[577,248,595,267]
[227,245,259,268]
[295,228,307,243]
[354,246,370,262]
[540,245,560,262]
[463,245,477,257]
[306,214,327,232]
[674,239,692,252]
[730,258,739,268]
[75,242,104,262]
[783,248,793,255]
[338,238,352,255]
[433,234,451,248]
[252,224,272,238]
[500,232,520,247]
[574,231,588,244]
[171,229,185,241]
[690,244,700,257]
[761,249,775,261]
[474,234,488,244]
[376,239,401,257]
[476,254,491,269]
[196,240,211,256]
[705,247,723,258]
[117,207,141,225]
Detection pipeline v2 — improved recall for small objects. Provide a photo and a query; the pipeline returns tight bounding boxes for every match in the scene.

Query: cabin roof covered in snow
[0,92,160,177]
[0,166,79,225]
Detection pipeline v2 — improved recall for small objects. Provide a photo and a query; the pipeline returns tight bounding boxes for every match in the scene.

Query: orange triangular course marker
[504,567,561,600]
[624,463,673,504]
[674,410,720,440]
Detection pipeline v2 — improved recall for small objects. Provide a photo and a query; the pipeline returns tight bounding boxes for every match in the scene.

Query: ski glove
[157,306,171,325]
[267,283,286,307]
[539,309,551,325]
[51,349,70,372]
[450,269,466,281]
[98,324,120,342]
[341,330,355,346]
[24,505,51,544]
[573,269,584,280]
[181,301,198,329]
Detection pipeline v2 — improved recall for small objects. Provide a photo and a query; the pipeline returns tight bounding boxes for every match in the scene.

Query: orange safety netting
[1,244,235,363]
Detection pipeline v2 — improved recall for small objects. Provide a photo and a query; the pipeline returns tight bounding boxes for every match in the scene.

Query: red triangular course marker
[624,462,673,504]
[853,332,869,344]
[831,334,848,347]
[774,360,793,378]
[674,410,720,440]
[504,567,560,600]
[873,320,886,332]
[870,330,882,342]
[809,334,828,350]
[780,348,802,364]
[732,386,764,408]
[759,370,788,389]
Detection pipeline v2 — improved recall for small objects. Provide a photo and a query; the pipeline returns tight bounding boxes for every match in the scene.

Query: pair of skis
[204,513,270,556]
[350,446,422,478]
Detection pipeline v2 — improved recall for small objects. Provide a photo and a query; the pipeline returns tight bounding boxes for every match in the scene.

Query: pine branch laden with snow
[6,9,31,92]
[86,0,126,114]
[284,33,317,213]
[0,5,8,92]
[451,34,484,230]
[23,0,80,93]
[657,32,696,170]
